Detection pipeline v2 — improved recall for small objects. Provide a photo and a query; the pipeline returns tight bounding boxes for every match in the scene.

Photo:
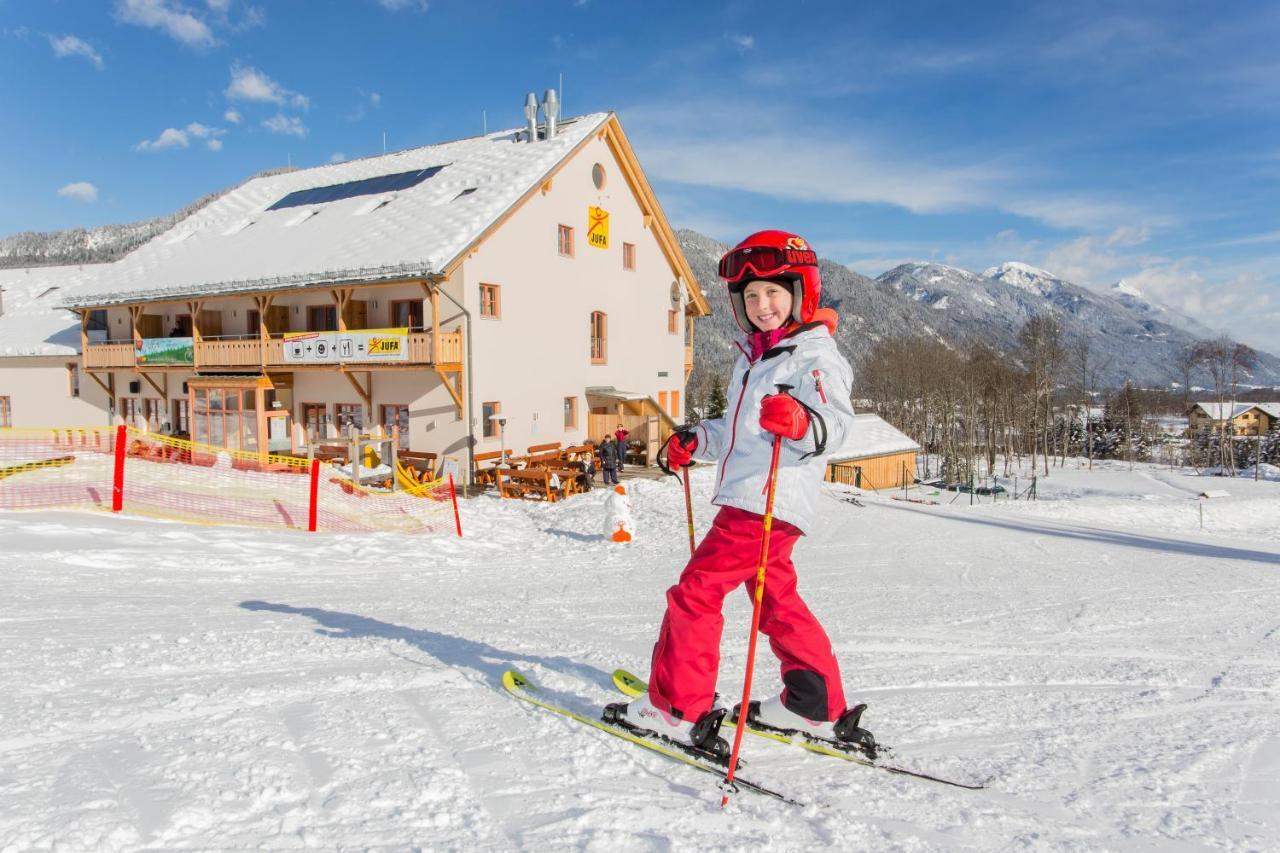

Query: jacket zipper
[717,366,751,490]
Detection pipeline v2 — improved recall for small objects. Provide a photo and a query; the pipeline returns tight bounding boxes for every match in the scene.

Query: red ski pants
[649,505,846,722]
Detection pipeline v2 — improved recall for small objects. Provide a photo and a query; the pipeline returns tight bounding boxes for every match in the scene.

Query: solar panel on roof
[267,165,448,211]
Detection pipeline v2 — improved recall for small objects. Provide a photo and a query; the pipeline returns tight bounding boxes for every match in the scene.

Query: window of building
[482,401,502,438]
[379,404,410,449]
[668,309,678,335]
[658,391,668,415]
[592,163,607,190]
[144,399,164,432]
[390,300,424,330]
[590,311,607,364]
[191,388,258,451]
[0,396,10,427]
[120,397,141,425]
[308,305,338,332]
[557,224,574,257]
[246,309,261,337]
[670,390,681,420]
[623,242,635,271]
[480,284,501,319]
[67,363,79,398]
[172,399,189,437]
[335,403,363,434]
[563,396,577,430]
[300,402,330,441]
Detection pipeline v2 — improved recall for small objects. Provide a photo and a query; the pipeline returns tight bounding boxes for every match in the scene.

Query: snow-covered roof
[1192,402,1275,420]
[0,265,100,357]
[827,413,920,462]
[63,114,613,308]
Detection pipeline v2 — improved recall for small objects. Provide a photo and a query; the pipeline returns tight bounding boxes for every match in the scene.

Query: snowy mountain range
[4,208,1276,391]
[678,230,1280,396]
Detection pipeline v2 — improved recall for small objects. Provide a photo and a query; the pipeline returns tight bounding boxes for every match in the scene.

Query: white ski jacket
[691,320,855,535]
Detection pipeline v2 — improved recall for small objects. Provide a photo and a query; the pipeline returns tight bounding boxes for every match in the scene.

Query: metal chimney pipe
[523,92,538,142]
[543,88,559,139]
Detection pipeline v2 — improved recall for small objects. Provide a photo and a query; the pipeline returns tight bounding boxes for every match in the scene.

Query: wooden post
[389,428,399,493]
[111,423,127,512]
[308,459,320,532]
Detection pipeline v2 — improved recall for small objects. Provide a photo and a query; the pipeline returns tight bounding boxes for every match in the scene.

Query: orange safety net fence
[0,426,459,535]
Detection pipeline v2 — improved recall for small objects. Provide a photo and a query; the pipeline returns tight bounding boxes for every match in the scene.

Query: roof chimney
[523,92,538,142]
[542,88,559,139]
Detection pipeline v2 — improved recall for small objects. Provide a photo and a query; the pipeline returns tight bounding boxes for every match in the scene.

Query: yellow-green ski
[610,668,985,790]
[501,669,803,805]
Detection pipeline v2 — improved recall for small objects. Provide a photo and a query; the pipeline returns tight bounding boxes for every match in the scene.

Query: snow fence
[0,426,460,535]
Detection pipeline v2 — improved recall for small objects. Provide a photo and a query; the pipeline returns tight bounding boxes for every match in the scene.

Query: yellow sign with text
[588,206,609,249]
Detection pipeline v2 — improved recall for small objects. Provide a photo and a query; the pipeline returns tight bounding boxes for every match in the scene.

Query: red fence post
[111,424,127,512]
[448,473,462,537]
[308,459,320,532]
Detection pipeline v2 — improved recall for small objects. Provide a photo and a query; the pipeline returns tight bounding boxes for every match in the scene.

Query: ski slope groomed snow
[3,461,1278,850]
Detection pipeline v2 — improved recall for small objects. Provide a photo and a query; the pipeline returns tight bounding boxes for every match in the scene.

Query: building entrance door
[265,410,293,454]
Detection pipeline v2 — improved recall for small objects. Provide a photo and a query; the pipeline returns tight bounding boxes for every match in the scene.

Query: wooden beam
[78,310,88,358]
[85,371,113,398]
[138,370,165,398]
[430,285,441,364]
[342,369,372,409]
[332,288,352,332]
[434,367,464,413]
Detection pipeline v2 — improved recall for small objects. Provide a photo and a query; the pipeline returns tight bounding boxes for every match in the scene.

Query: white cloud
[223,108,241,123]
[728,34,754,51]
[115,0,218,49]
[48,34,104,70]
[1214,229,1280,247]
[262,114,307,138]
[134,122,226,152]
[330,152,347,163]
[135,127,191,151]
[57,182,98,202]
[375,0,428,10]
[225,63,309,109]
[205,0,231,12]
[347,89,382,121]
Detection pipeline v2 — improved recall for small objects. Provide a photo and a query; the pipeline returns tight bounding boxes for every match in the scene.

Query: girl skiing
[610,230,869,755]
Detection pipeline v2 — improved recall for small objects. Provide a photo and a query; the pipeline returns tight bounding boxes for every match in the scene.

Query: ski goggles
[718,245,817,282]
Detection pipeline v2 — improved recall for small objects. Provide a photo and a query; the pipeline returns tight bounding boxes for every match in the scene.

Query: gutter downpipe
[431,274,475,486]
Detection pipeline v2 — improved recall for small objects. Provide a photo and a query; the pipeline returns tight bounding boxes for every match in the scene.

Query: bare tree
[1018,315,1065,476]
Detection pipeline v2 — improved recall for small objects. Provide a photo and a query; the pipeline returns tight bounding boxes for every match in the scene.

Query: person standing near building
[599,435,621,485]
[614,423,630,471]
[610,230,871,755]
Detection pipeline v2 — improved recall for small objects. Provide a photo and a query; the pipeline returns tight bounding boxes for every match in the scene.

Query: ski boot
[736,695,878,759]
[603,693,731,764]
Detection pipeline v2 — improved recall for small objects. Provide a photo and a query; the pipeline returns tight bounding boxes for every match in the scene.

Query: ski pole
[682,464,696,557]
[721,392,789,809]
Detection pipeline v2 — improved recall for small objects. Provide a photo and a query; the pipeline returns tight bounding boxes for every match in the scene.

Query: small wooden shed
[825,413,920,490]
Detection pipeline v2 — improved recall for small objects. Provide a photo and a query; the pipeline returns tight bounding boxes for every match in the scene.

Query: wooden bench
[473,449,513,487]
[526,441,562,456]
[399,450,438,478]
[496,467,566,502]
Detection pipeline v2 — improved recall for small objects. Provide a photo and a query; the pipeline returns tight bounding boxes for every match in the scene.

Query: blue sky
[2,0,1278,349]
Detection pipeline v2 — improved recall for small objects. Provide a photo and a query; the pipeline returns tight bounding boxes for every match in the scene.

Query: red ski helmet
[718,230,822,333]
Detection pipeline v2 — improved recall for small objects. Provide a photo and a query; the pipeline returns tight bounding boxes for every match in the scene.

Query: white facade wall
[0,358,110,428]
[457,134,687,455]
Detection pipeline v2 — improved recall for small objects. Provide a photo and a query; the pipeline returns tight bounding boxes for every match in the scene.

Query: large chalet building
[45,101,707,482]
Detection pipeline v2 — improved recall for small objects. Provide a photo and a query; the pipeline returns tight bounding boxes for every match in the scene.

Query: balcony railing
[83,341,136,368]
[85,331,463,370]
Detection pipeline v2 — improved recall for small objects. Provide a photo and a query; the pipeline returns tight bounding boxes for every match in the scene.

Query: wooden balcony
[200,338,262,367]
[83,342,137,368]
[85,332,463,370]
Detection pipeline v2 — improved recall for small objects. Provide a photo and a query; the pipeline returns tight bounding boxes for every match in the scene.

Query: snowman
[602,484,634,543]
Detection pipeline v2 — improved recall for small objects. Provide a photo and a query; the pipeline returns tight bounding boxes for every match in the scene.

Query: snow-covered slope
[2,463,1278,849]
